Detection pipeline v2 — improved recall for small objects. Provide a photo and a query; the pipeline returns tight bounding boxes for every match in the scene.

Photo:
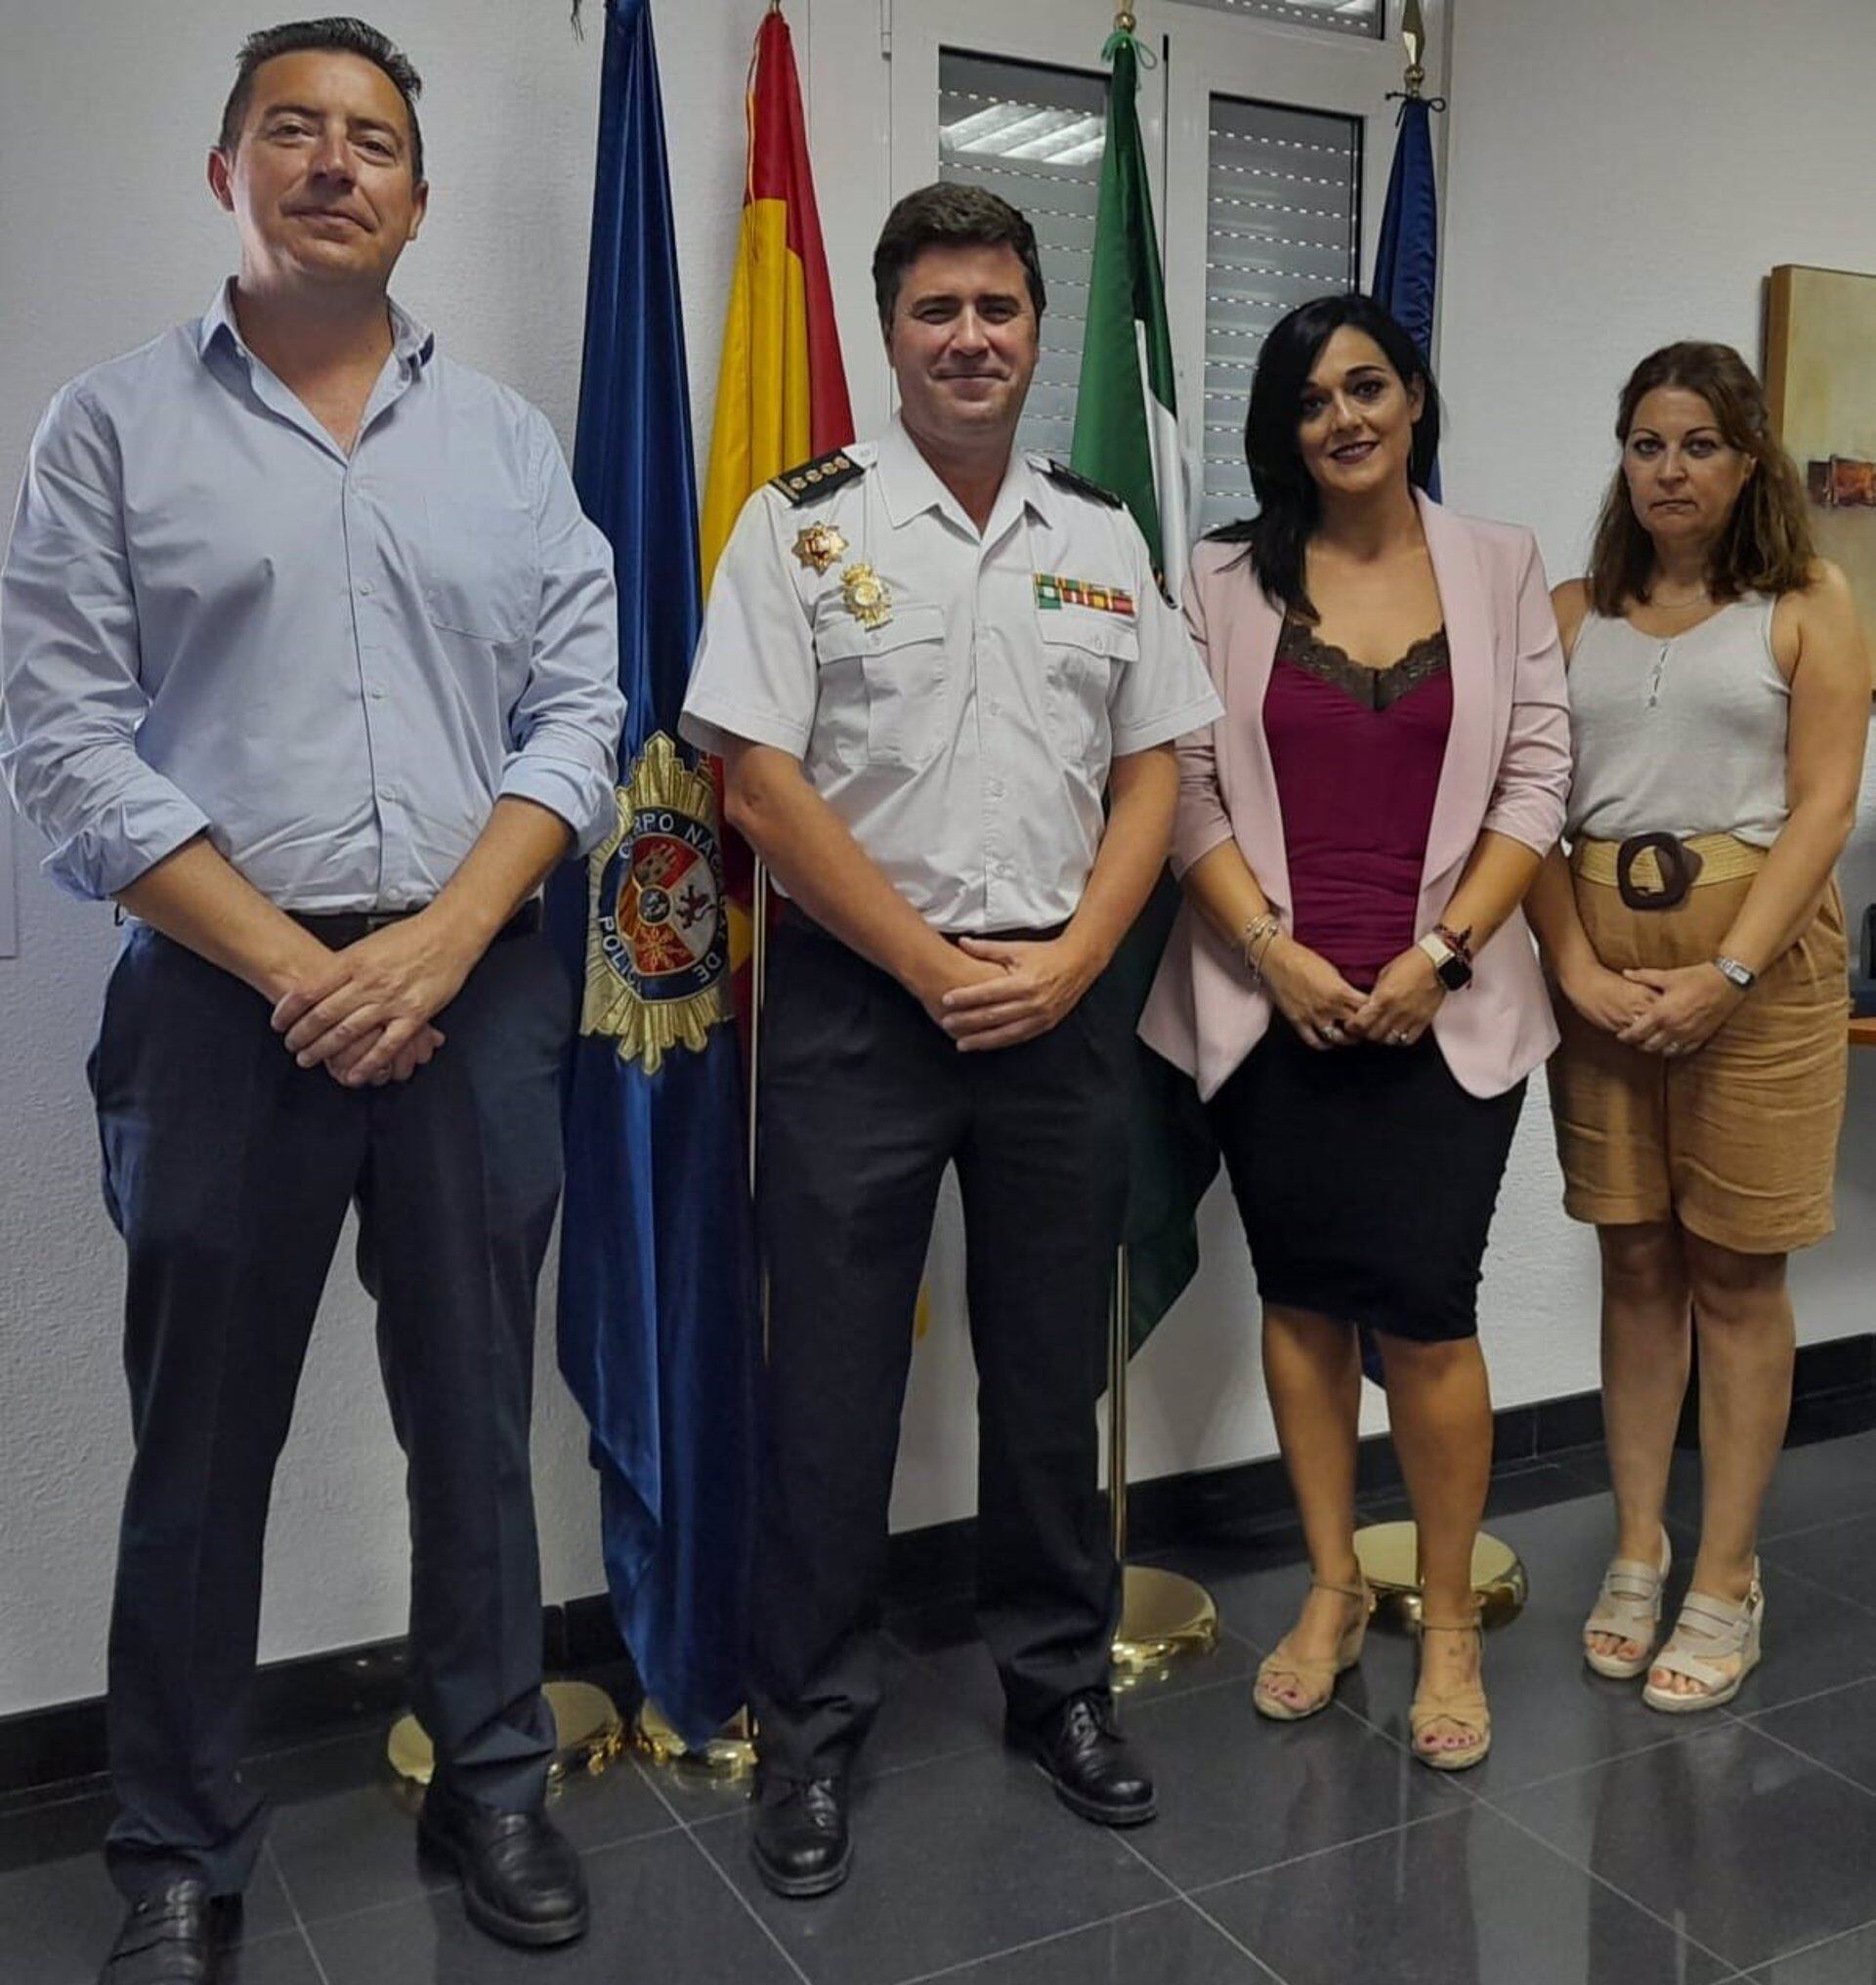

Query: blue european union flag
[548,0,758,1746]
[1373,95,1441,500]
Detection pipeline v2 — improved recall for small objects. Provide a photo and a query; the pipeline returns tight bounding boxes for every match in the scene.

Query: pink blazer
[1138,492,1571,1102]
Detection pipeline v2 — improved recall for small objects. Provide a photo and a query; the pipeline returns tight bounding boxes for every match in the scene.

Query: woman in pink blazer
[1139,295,1570,1769]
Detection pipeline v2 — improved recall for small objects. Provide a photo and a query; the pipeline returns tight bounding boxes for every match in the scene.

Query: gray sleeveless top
[1564,595,1789,848]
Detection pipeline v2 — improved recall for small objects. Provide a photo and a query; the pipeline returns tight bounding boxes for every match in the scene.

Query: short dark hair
[218,18,425,183]
[1587,341,1814,614]
[872,183,1045,332]
[1212,292,1441,621]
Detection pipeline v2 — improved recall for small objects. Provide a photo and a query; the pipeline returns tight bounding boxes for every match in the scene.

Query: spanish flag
[699,4,853,1016]
[701,5,853,590]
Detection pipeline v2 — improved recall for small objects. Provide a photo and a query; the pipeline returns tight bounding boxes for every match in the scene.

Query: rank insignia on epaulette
[772,448,867,505]
[1042,459,1124,509]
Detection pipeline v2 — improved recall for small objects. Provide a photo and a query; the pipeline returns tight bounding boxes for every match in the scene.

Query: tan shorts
[1547,870,1848,1253]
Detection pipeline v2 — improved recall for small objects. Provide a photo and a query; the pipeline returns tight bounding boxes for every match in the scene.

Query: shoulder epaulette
[771,448,867,506]
[1043,459,1124,509]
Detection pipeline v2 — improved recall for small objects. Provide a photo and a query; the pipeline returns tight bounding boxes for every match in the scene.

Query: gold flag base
[632,1701,757,1779]
[1353,1521,1527,1630]
[1111,1563,1220,1683]
[385,1680,626,1791]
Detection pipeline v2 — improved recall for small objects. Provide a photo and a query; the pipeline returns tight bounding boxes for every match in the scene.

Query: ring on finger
[1322,1021,1343,1042]
[1389,1029,1408,1045]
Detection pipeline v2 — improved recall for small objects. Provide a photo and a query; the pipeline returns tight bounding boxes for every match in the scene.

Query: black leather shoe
[416,1786,588,1948]
[749,1768,851,1897]
[1017,1693,1157,1826]
[98,1879,239,1983]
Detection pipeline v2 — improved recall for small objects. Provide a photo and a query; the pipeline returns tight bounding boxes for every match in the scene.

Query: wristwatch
[1712,954,1758,992]
[1417,931,1473,992]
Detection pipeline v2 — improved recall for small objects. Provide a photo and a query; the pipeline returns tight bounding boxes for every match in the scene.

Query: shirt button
[987,699,1002,717]
[379,784,400,803]
[987,779,1004,798]
[356,580,373,597]
[367,685,387,701]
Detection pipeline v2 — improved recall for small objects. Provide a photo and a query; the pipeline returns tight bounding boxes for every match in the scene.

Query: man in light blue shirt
[0,20,621,1976]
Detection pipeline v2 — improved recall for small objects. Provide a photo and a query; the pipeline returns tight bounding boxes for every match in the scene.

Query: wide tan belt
[1572,830,1767,906]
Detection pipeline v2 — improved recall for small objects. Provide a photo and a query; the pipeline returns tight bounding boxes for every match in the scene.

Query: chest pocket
[815,604,949,772]
[1042,614,1135,772]
[416,491,538,645]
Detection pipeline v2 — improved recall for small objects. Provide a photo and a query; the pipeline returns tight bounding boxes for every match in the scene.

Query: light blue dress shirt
[0,282,624,909]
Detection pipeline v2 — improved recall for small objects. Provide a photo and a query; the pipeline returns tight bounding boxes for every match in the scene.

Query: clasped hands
[1263,936,1444,1052]
[926,932,1098,1052]
[1562,959,1743,1057]
[269,910,482,1088]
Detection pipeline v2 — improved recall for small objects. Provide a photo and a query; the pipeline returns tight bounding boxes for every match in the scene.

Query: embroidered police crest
[582,732,733,1073]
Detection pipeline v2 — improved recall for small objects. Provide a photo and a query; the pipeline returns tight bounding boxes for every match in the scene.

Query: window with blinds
[1181,0,1383,40]
[1202,96,1362,531]
[937,51,1106,462]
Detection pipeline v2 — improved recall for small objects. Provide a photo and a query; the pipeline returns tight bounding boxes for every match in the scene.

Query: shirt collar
[194,278,437,371]
[876,415,1051,536]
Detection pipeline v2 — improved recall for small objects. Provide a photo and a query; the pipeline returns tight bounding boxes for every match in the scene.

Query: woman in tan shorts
[1527,342,1868,1712]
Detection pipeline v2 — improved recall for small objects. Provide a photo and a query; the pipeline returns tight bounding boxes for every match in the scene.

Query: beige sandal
[1642,1566,1763,1713]
[1410,1615,1491,1771]
[1254,1578,1374,1722]
[1583,1531,1672,1680]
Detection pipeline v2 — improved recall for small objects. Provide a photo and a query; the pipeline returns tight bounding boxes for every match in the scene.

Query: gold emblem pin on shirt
[839,563,893,631]
[792,523,847,574]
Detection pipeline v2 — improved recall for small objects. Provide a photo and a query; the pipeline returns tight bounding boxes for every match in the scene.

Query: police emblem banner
[582,734,733,1073]
[550,0,758,1746]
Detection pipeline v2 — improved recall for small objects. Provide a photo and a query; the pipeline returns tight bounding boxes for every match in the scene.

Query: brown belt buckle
[1615,832,1703,910]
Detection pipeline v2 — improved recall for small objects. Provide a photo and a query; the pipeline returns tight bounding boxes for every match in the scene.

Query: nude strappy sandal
[1583,1531,1672,1680]
[1642,1565,1763,1713]
[1410,1614,1491,1771]
[1253,1578,1375,1722]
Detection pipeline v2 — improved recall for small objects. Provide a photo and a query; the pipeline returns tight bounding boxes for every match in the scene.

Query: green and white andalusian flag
[1071,28,1188,604]
[1071,27,1217,1352]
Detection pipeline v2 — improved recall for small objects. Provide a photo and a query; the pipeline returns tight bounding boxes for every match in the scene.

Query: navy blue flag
[548,0,758,1745]
[1372,95,1441,499]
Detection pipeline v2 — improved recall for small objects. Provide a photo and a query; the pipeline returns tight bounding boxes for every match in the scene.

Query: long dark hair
[1211,293,1441,620]
[1586,341,1814,614]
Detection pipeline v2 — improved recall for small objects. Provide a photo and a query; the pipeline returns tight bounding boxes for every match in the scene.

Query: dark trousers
[89,924,572,1900]
[750,920,1127,1781]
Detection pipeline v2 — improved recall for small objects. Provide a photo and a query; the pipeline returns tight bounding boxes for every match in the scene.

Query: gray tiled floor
[15,1421,1876,1984]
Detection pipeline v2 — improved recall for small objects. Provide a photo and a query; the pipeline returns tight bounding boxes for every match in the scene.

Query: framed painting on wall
[1766,264,1876,650]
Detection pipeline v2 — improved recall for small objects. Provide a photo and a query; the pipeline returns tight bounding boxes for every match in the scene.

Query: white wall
[4,0,1874,1720]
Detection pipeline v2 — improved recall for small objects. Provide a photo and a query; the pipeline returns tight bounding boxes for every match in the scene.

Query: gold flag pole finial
[1400,0,1428,98]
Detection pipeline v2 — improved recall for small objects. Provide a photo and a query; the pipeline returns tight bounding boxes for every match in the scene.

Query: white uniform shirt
[680,418,1220,932]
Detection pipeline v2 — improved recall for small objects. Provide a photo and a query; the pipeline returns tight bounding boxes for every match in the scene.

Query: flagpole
[1108,1245,1220,1678]
[1349,0,1524,1634]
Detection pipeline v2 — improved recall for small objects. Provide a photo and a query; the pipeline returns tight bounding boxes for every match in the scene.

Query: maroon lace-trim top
[1264,617,1454,992]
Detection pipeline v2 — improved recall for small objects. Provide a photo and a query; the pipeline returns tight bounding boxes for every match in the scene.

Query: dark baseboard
[7,1330,1870,1802]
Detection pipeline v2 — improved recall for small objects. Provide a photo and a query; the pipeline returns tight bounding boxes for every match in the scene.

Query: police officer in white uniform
[681,183,1219,1899]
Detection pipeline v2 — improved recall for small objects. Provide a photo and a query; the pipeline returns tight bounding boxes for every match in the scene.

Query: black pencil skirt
[1207,1020,1525,1343]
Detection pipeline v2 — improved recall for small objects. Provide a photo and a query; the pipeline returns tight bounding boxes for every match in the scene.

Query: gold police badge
[792,523,847,574]
[839,562,893,630]
[582,732,734,1073]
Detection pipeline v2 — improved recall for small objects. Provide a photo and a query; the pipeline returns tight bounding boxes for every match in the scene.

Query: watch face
[1437,955,1473,991]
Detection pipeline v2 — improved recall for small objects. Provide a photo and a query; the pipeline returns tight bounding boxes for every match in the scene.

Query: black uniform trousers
[88,922,571,1900]
[750,917,1128,1782]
